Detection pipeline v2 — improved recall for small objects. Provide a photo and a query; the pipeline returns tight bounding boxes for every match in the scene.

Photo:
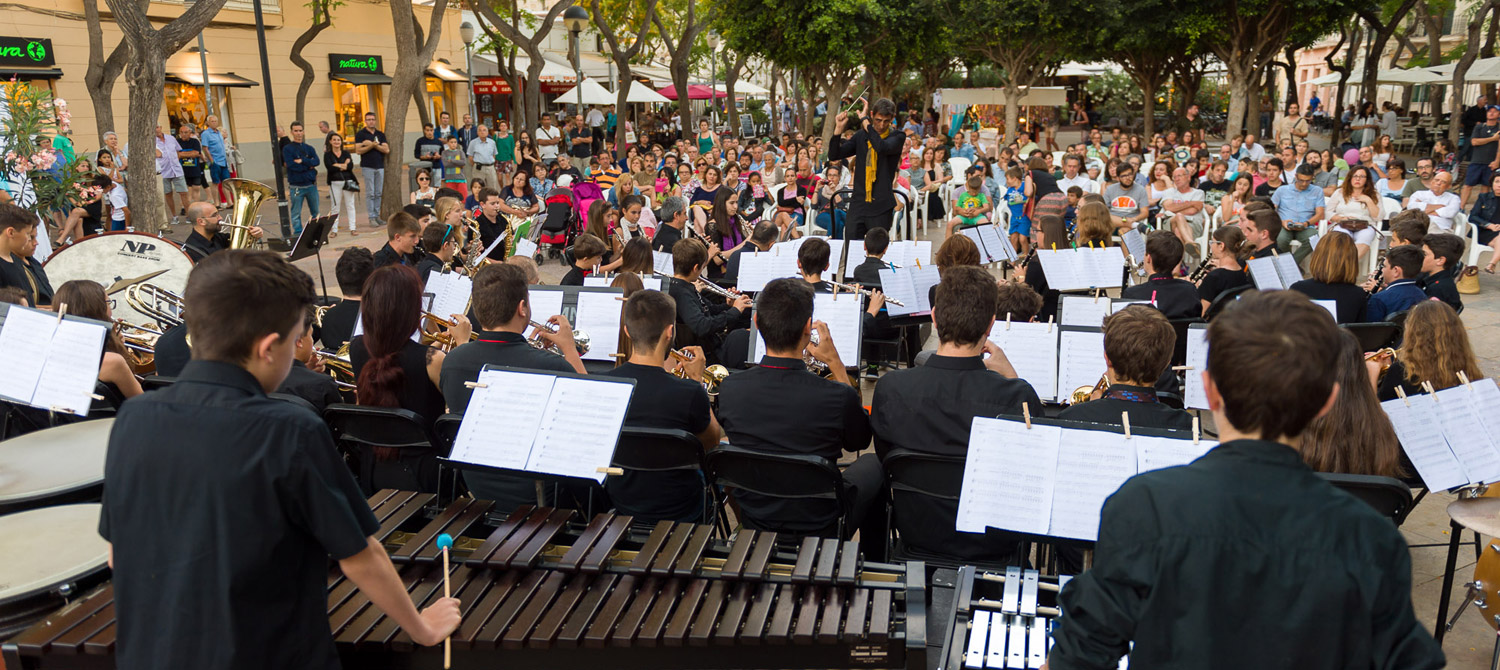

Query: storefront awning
[166,71,259,88]
[0,67,62,80]
[426,63,469,82]
[331,72,393,86]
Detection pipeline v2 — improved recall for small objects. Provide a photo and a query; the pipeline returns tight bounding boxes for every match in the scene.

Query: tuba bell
[221,178,277,250]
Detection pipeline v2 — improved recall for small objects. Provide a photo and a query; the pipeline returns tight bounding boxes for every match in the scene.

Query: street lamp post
[707,30,719,132]
[563,6,589,127]
[460,22,478,128]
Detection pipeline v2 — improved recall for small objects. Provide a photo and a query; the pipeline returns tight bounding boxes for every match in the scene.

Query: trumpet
[315,343,358,391]
[828,281,904,307]
[420,311,478,351]
[1365,347,1397,381]
[1069,373,1111,405]
[125,283,185,329]
[803,328,831,374]
[528,319,591,356]
[668,348,730,396]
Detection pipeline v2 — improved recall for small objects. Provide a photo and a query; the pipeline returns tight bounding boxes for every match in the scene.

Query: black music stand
[289,214,336,300]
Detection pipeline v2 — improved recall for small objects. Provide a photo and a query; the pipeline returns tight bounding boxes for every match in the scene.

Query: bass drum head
[43,232,195,328]
[0,504,110,638]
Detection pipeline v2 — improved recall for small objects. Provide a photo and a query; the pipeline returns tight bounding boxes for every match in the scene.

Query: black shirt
[412,135,444,165]
[663,275,741,353]
[870,354,1041,562]
[1472,121,1500,165]
[99,360,378,670]
[852,257,889,288]
[569,127,593,159]
[826,121,905,211]
[1199,177,1231,204]
[1376,358,1425,402]
[319,299,359,351]
[475,212,508,261]
[560,265,587,286]
[1056,384,1194,431]
[652,223,683,253]
[177,137,204,178]
[716,355,871,533]
[0,252,52,306]
[153,324,190,377]
[324,149,356,184]
[599,362,712,522]
[1289,278,1369,323]
[1253,181,1283,198]
[1050,439,1441,670]
[348,336,445,428]
[373,241,421,269]
[276,359,344,413]
[1024,255,1059,322]
[1247,243,1277,260]
[353,128,388,170]
[416,255,447,285]
[1121,273,1200,320]
[1196,267,1250,311]
[1419,269,1462,313]
[183,228,231,264]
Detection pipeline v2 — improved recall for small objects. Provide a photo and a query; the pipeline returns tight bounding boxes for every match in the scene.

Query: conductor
[827,97,904,239]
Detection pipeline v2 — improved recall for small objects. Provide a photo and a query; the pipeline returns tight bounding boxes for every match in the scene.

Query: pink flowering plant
[0,82,85,215]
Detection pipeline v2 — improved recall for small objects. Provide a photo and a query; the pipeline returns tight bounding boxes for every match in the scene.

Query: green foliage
[1086,72,1149,118]
[304,0,344,25]
[746,98,768,124]
[714,0,866,72]
[0,84,86,218]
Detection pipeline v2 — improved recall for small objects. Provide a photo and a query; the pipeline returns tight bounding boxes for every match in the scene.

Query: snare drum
[0,504,110,638]
[0,419,112,515]
[43,232,194,327]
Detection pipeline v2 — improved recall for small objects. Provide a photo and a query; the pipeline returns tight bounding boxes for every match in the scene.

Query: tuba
[221,178,277,250]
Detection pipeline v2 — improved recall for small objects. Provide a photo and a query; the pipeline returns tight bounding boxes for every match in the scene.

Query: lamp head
[563,5,590,33]
[460,21,475,45]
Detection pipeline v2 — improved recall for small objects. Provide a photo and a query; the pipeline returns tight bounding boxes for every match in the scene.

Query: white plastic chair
[1465,211,1495,270]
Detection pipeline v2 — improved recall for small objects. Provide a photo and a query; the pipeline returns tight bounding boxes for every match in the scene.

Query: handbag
[342,170,360,192]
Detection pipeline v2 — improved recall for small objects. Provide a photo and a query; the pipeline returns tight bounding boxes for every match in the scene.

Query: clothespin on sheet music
[55,302,67,323]
[1171,365,1192,372]
[1022,402,1032,429]
[1395,385,1410,406]
[1422,380,1437,399]
[1459,371,1474,390]
[1271,248,1279,257]
[1092,288,1100,303]
[1046,315,1054,333]
[1006,312,1012,330]
[464,381,489,389]
[1192,416,1200,445]
[832,283,840,301]
[1122,412,1132,439]
[595,466,625,475]
[914,257,921,269]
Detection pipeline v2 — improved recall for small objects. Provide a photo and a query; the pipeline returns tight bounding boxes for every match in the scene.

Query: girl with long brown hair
[1301,329,1406,478]
[1372,300,1484,401]
[1195,225,1250,316]
[350,265,467,431]
[52,279,143,401]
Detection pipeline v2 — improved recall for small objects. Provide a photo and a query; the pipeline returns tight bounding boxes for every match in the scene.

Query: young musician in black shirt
[100,250,459,670]
[1419,232,1464,313]
[722,221,777,287]
[1121,230,1199,319]
[415,222,459,285]
[1047,290,1440,670]
[319,247,374,352]
[473,188,509,262]
[1195,225,1251,315]
[665,238,752,366]
[439,262,586,510]
[0,203,52,306]
[372,211,423,269]
[183,201,263,264]
[1240,204,1281,261]
[715,278,883,541]
[852,226,892,288]
[560,233,607,286]
[872,266,1040,564]
[599,290,721,522]
[1057,305,1194,430]
[277,304,344,412]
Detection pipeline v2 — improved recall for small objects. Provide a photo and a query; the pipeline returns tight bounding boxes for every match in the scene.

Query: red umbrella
[655,84,726,100]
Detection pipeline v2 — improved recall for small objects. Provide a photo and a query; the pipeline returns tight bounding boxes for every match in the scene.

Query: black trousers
[845,204,896,240]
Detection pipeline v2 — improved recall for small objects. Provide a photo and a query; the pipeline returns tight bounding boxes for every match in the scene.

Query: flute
[828,280,904,306]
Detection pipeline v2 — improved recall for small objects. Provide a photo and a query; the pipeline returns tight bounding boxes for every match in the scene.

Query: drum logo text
[119,240,159,259]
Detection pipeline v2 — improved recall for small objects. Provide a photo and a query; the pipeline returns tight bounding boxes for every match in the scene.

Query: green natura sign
[0,38,54,68]
[328,53,384,75]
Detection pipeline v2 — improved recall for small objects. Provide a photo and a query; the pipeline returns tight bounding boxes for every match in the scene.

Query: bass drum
[0,504,111,638]
[43,232,195,328]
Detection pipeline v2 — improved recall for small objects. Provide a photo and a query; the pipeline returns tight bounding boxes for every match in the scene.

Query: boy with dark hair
[1048,290,1440,669]
[560,233,608,286]
[415,222,460,285]
[995,281,1044,322]
[796,236,833,289]
[1419,232,1464,312]
[723,221,778,286]
[872,266,1038,564]
[276,305,345,413]
[402,203,434,228]
[666,238,752,366]
[1121,231,1199,319]
[102,250,460,669]
[0,203,51,306]
[1388,209,1429,247]
[318,247,375,351]
[852,226,892,288]
[1058,305,1193,430]
[600,290,721,522]
[1365,244,1427,321]
[1240,208,1282,260]
[373,211,424,269]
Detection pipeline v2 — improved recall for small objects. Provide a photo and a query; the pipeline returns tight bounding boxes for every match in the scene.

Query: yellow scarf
[865,127,889,203]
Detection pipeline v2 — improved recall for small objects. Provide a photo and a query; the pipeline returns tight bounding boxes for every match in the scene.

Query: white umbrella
[550,77,616,106]
[1376,67,1447,85]
[714,82,771,98]
[1307,70,1350,86]
[620,84,672,104]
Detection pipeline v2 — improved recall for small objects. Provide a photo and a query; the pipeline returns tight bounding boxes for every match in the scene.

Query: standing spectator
[1379,102,1399,142]
[457,113,478,147]
[1272,102,1308,148]
[569,115,594,163]
[155,125,186,226]
[353,112,390,225]
[1407,171,1461,232]
[325,132,358,237]
[200,115,231,207]
[282,121,321,236]
[587,106,607,154]
[494,120,517,178]
[1351,102,1380,148]
[441,136,468,199]
[467,123,498,191]
[1462,105,1500,208]
[413,123,444,182]
[535,113,562,166]
[1460,95,1490,162]
[435,111,456,140]
[175,124,207,206]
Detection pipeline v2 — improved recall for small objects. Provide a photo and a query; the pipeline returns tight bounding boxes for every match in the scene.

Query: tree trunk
[671,66,692,140]
[724,51,748,136]
[123,52,168,233]
[1003,83,1021,147]
[290,17,332,124]
[382,0,449,220]
[470,0,574,140]
[1282,47,1298,109]
[1451,0,1500,144]
[1424,0,1445,115]
[82,0,126,141]
[1134,75,1163,138]
[800,70,820,138]
[1358,0,1422,105]
[1485,11,1500,100]
[1244,66,1267,138]
[1223,61,1254,140]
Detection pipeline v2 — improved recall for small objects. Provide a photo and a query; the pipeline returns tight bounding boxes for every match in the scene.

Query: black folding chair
[324,404,443,495]
[608,427,723,531]
[1167,317,1205,369]
[883,449,1028,570]
[1319,472,1414,525]
[138,376,177,392]
[1342,322,1400,352]
[705,445,848,540]
[1203,284,1253,321]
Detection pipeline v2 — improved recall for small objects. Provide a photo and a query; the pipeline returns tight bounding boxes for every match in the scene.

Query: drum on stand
[0,504,110,638]
[43,232,194,328]
[0,419,112,515]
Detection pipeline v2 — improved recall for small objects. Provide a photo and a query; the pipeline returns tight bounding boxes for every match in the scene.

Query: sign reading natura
[0,37,54,68]
[328,53,384,75]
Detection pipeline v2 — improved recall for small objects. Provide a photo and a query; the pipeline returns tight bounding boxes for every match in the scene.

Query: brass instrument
[420,311,478,351]
[315,342,357,391]
[668,348,730,396]
[1069,373,1111,405]
[1188,257,1213,285]
[125,283,185,329]
[313,304,332,328]
[828,281,904,307]
[1365,347,1397,382]
[502,212,533,258]
[803,328,831,374]
[221,178,276,250]
[528,319,591,356]
[113,319,161,373]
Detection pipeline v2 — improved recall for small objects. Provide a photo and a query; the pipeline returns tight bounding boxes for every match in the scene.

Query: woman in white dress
[1325,165,1382,259]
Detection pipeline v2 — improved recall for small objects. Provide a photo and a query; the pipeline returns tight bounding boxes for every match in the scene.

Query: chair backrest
[323,403,437,450]
[1203,284,1254,321]
[612,427,705,472]
[139,376,177,392]
[1168,317,1205,368]
[433,413,463,456]
[1342,322,1400,351]
[268,392,320,415]
[1319,472,1413,524]
[883,449,965,500]
[948,156,972,178]
[705,444,841,501]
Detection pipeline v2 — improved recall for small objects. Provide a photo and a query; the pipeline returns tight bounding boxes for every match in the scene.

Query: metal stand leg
[1437,519,1464,644]
[1491,632,1500,670]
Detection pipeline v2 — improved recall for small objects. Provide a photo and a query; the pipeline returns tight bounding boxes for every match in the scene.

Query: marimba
[3,489,928,670]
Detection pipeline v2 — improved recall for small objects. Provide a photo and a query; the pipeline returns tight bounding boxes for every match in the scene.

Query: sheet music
[980,225,1018,262]
[962,228,997,264]
[1383,395,1468,491]
[425,272,473,321]
[31,319,109,416]
[736,250,799,292]
[479,229,507,259]
[836,240,867,282]
[512,237,538,259]
[1036,249,1086,291]
[1122,229,1147,262]
[450,369,557,471]
[1057,330,1107,402]
[1273,254,1303,286]
[1059,295,1112,328]
[1246,256,1284,290]
[0,306,50,404]
[1083,246,1126,288]
[878,265,940,317]
[652,250,675,276]
[987,320,1060,401]
[1308,233,1321,250]
[1312,299,1338,321]
[1049,430,1138,541]
[1135,434,1217,473]
[1183,325,1210,410]
[957,418,1060,535]
[1110,299,1148,313]
[1435,385,1500,484]
[910,240,933,267]
[574,290,624,362]
[527,288,565,322]
[1469,379,1500,455]
[527,376,634,482]
[752,291,863,365]
[885,240,912,268]
[584,275,662,291]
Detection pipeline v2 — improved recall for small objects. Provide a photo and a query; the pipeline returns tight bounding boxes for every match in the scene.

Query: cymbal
[104,269,170,295]
[1448,498,1500,537]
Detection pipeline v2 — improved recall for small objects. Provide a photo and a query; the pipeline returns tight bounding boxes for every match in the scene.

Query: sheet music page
[987,321,1060,401]
[1273,254,1303,286]
[1135,435,1217,473]
[838,240,868,281]
[449,369,556,471]
[1469,379,1500,453]
[908,265,940,314]
[1383,395,1469,490]
[512,237,538,259]
[0,305,51,403]
[1308,233,1321,250]
[1122,229,1147,262]
[1435,385,1500,484]
[1060,295,1112,328]
[587,274,662,291]
[1312,299,1338,321]
[736,251,798,292]
[652,251,675,276]
[957,418,1060,535]
[979,225,1017,262]
[1085,246,1126,288]
[643,276,662,291]
[1246,256,1284,290]
[527,376,634,482]
[961,228,995,263]
[582,276,611,287]
[1110,299,1149,313]
[1037,249,1086,292]
[426,272,473,322]
[884,240,911,268]
[877,268,920,317]
[1057,330,1107,401]
[527,288,566,323]
[32,318,108,416]
[479,230,507,259]
[1183,325,1210,410]
[911,240,933,267]
[1049,429,1138,541]
[815,291,863,366]
[574,291,624,362]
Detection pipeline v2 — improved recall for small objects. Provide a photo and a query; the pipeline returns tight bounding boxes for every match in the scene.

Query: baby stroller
[536,184,576,264]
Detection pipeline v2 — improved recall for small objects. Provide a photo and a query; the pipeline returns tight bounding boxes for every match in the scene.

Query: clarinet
[1364,249,1387,295]
[1188,257,1213,285]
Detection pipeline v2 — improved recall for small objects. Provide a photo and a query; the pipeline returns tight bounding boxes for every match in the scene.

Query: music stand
[289,214,336,299]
